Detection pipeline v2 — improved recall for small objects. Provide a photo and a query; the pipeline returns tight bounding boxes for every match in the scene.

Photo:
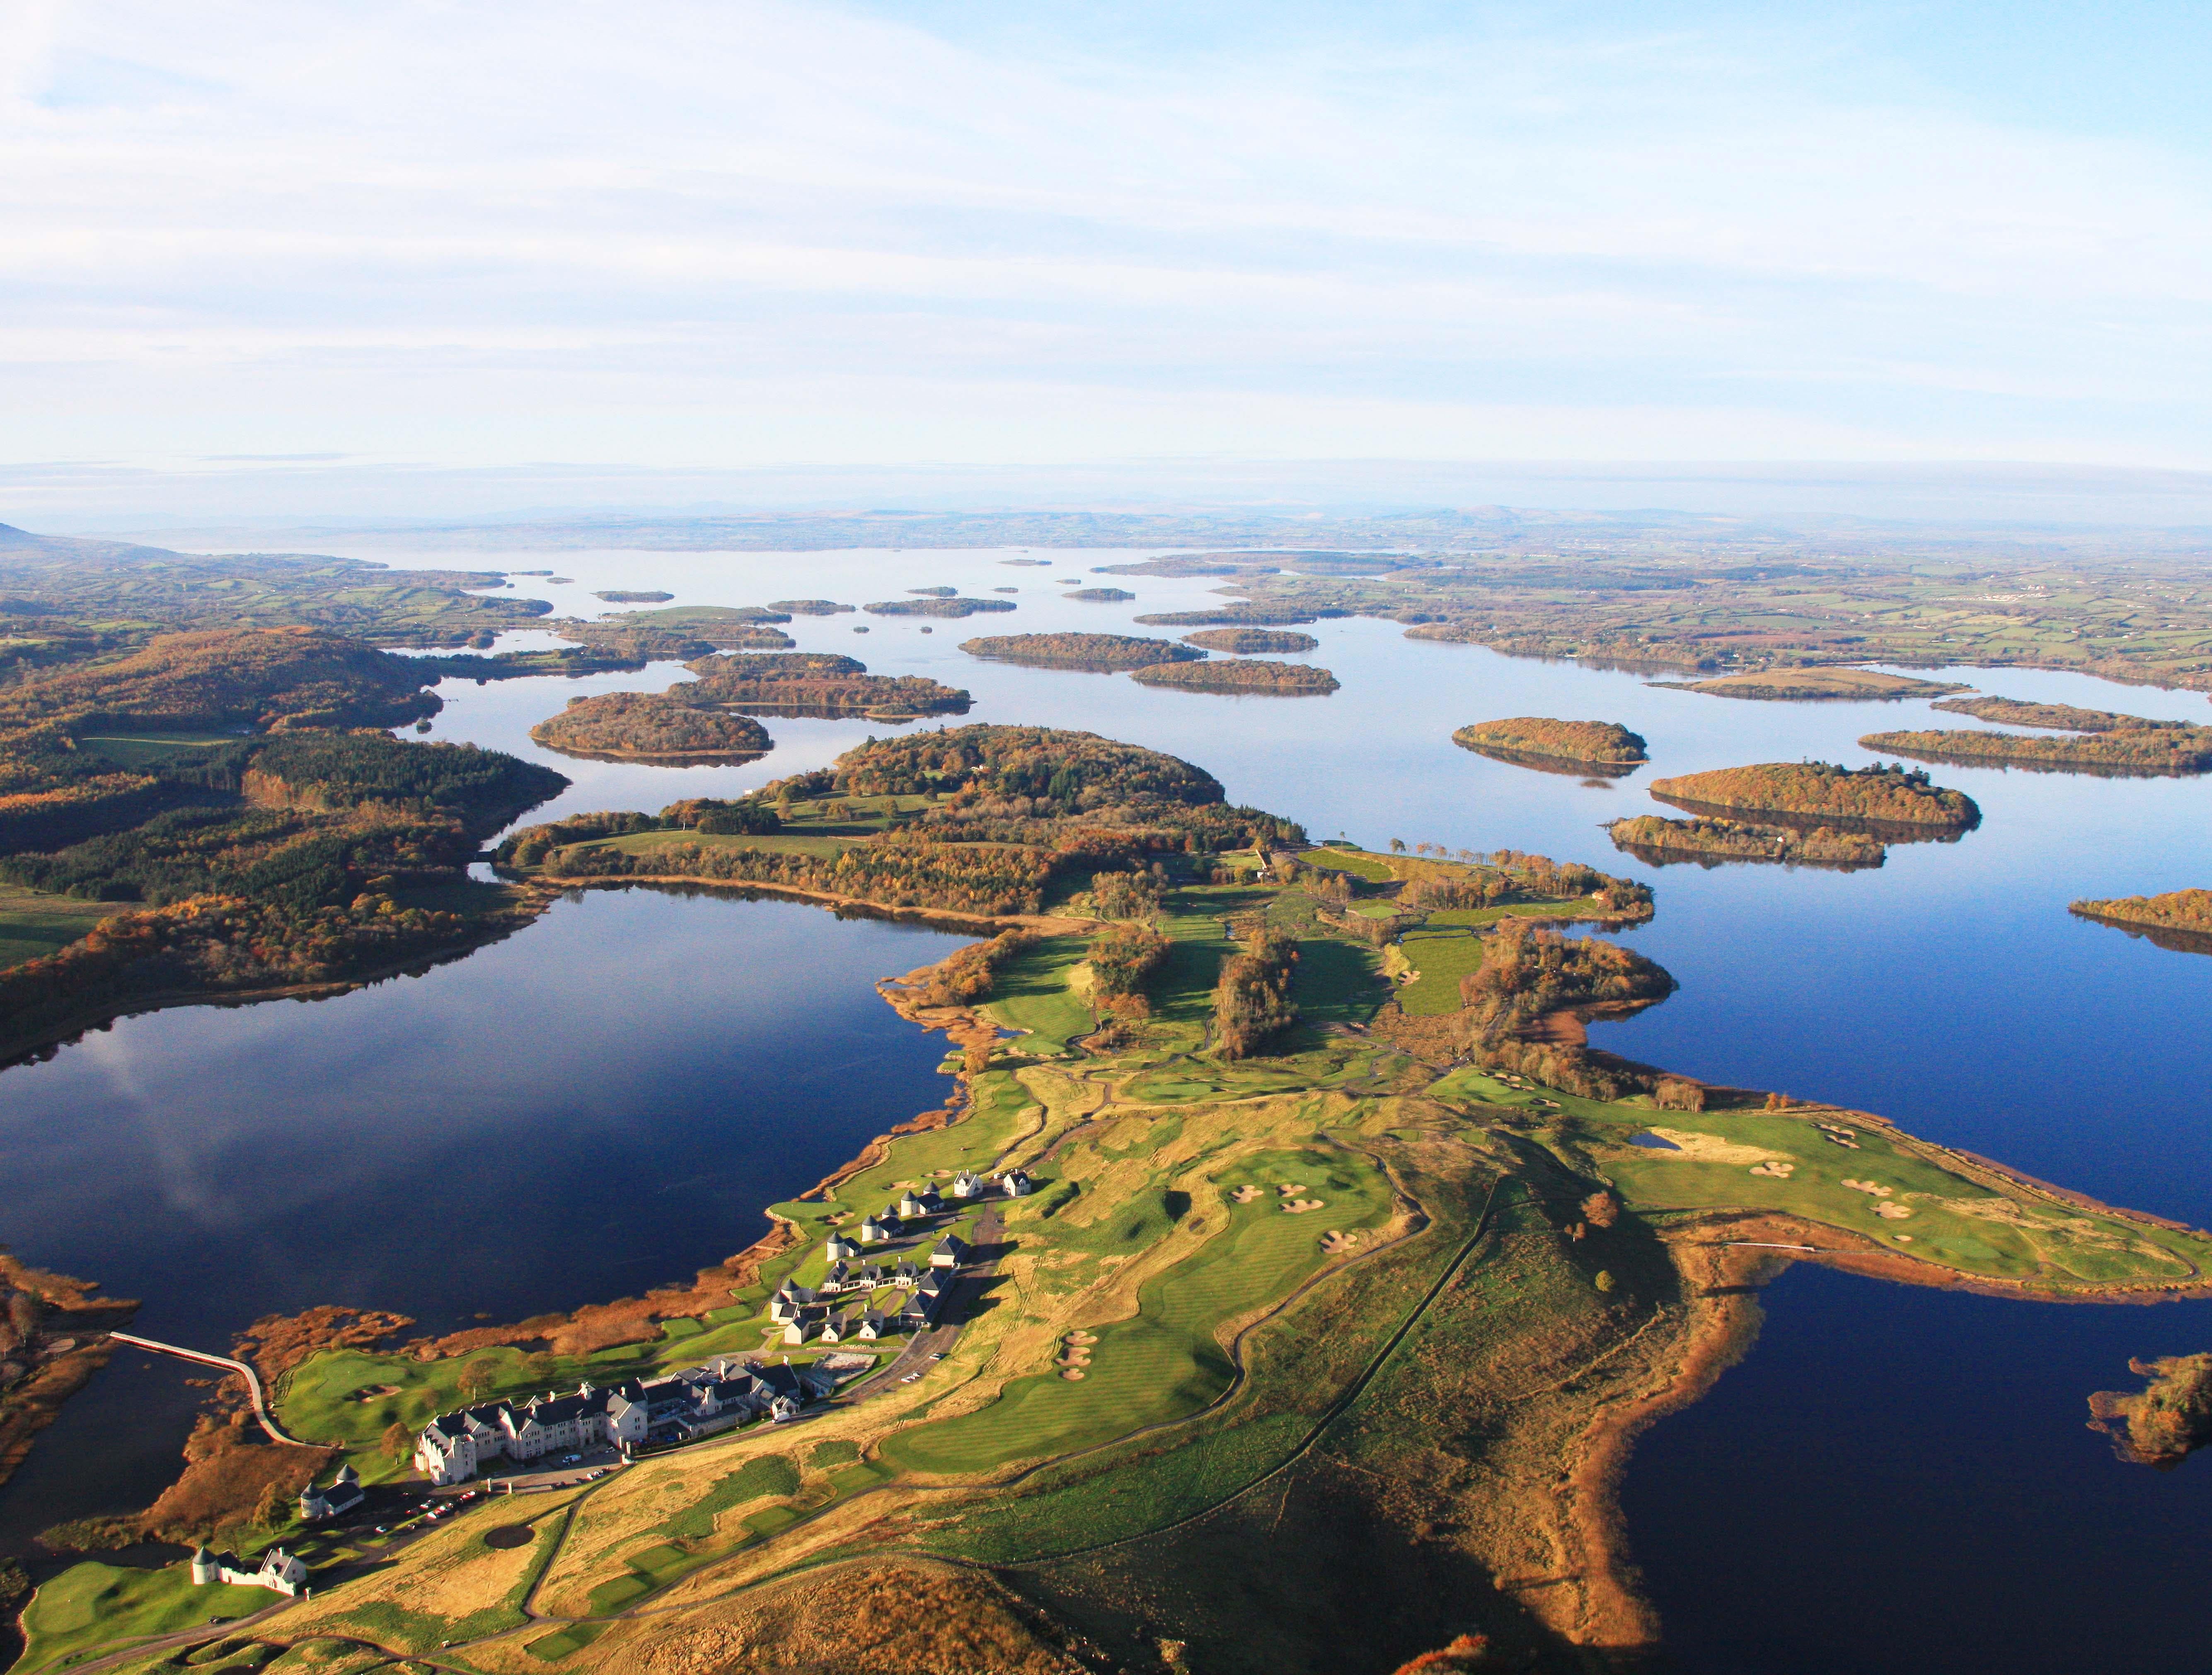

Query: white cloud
[1,0,2210,481]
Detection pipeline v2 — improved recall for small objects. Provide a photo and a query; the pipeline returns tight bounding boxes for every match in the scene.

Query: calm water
[3,545,2209,1670]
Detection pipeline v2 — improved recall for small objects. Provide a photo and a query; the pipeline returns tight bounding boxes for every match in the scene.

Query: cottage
[917,1186,944,1214]
[999,1169,1034,1198]
[857,1310,887,1340]
[298,1464,363,1523]
[857,1215,892,1244]
[931,1233,969,1270]
[951,1170,983,1199]
[896,1190,926,1219]
[192,1545,307,1596]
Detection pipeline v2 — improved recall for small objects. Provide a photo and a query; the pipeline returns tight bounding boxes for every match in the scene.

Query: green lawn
[0,882,129,970]
[18,1563,274,1673]
[72,732,242,768]
[595,829,859,861]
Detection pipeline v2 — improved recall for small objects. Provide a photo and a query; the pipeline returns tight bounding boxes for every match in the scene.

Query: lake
[4,544,2208,1670]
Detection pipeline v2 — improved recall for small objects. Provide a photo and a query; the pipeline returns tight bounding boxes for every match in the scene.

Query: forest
[1929,695,2159,731]
[957,633,1202,670]
[1607,813,1886,870]
[826,725,1227,811]
[1129,657,1340,694]
[1179,627,1320,653]
[1133,605,1337,628]
[1452,717,1647,768]
[530,692,774,760]
[1649,760,1981,828]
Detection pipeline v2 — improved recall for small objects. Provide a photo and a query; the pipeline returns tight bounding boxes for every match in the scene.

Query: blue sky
[3,1,2211,504]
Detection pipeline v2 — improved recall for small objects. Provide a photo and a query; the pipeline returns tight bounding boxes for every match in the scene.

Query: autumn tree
[1581,1191,1619,1229]
[382,1420,414,1462]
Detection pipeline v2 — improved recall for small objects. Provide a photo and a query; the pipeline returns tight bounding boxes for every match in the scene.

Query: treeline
[909,928,1033,1007]
[1133,606,1334,628]
[1215,924,1299,1058]
[531,692,774,759]
[1398,850,1655,918]
[958,633,1201,670]
[1090,867,1166,920]
[1608,814,1885,870]
[1089,921,1170,1000]
[1452,717,1647,766]
[1929,695,2162,732]
[539,833,1058,916]
[496,797,780,865]
[1130,658,1339,695]
[0,890,512,1051]
[1650,760,1980,828]
[1859,726,2212,774]
[1459,920,1677,1045]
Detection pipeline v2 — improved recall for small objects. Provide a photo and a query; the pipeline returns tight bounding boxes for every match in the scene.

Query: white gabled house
[192,1544,307,1596]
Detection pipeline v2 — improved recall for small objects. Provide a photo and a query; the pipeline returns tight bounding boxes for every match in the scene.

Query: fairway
[1395,930,1487,1015]
[983,936,1095,1052]
[17,1564,273,1673]
[880,1146,1392,1475]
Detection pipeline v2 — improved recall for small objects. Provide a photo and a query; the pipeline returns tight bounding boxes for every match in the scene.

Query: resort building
[999,1170,1034,1197]
[414,1358,834,1484]
[951,1171,984,1198]
[932,1233,969,1269]
[191,1545,307,1596]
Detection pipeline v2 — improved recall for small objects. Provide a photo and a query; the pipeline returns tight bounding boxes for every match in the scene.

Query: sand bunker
[1818,1124,1863,1150]
[1874,1202,1914,1219]
[1064,1331,1097,1345]
[1319,1231,1360,1254]
[1748,1160,1796,1178]
[1280,1198,1325,1214]
[1061,1369,1086,1380]
[1278,1183,1306,1195]
[1636,1128,1793,1167]
[1230,1185,1262,1203]
[1842,1178,1895,1197]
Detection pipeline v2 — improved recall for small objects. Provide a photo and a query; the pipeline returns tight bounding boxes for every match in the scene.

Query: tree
[1581,1191,1619,1229]
[382,1420,414,1462]
[251,1480,288,1530]
[458,1357,501,1401]
[1594,1270,1616,1294]
[1389,837,1408,853]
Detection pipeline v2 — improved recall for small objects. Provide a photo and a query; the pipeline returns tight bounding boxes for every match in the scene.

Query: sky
[5,1,2212,519]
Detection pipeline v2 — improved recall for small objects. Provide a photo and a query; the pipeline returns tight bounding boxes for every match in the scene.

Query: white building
[192,1545,307,1596]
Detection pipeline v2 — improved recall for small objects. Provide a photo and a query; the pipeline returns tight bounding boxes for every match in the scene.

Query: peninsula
[1649,668,1971,702]
[1453,718,1648,775]
[1861,707,2212,775]
[1649,761,1981,833]
[21,724,2212,1675]
[1181,628,1320,654]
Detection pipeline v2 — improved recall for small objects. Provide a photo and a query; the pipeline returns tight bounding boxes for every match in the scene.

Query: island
[1649,760,1981,834]
[2088,1352,2212,1465]
[1130,656,1340,695]
[1651,668,1972,701]
[682,652,971,718]
[958,632,1203,671]
[1134,605,1332,627]
[554,606,796,657]
[2069,887,2212,954]
[1607,813,1886,871]
[591,589,675,604]
[1064,587,1135,602]
[1860,702,2212,774]
[20,722,2212,1675]
[1452,717,1648,776]
[1181,627,1320,653]
[766,599,857,616]
[863,597,1019,618]
[528,692,773,763]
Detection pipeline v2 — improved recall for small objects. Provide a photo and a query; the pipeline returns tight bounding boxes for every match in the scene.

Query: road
[107,1331,310,1447]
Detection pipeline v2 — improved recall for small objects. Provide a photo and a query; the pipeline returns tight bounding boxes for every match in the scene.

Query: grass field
[0,881,130,969]
[596,828,859,861]
[17,1563,275,1672]
[73,732,242,768]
